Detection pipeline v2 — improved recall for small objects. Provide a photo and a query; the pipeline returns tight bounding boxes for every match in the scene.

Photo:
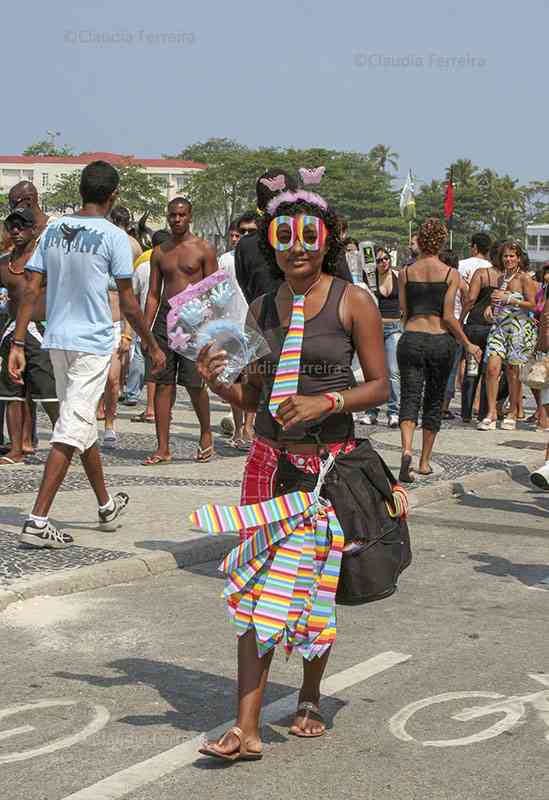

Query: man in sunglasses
[0,208,58,465]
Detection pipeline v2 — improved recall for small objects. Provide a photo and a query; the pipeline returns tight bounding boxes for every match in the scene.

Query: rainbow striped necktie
[268,293,305,419]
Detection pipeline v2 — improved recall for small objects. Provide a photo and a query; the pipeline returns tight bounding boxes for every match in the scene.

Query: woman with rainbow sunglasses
[196,171,389,761]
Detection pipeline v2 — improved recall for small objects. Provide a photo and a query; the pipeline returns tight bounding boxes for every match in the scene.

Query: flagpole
[409,220,412,245]
[450,229,453,250]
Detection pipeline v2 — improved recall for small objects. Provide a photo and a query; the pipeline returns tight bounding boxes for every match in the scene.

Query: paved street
[1,391,548,799]
[1,471,548,800]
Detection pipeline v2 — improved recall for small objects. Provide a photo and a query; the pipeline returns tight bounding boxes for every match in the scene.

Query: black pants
[397,331,457,433]
[461,324,489,421]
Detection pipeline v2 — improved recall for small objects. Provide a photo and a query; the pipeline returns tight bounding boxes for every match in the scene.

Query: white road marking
[62,651,411,800]
[0,700,110,764]
[389,691,521,747]
[0,725,34,742]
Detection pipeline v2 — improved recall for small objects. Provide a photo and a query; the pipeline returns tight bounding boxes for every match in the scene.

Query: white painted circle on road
[0,699,110,764]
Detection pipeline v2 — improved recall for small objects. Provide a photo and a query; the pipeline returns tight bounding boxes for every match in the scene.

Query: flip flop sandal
[232,437,252,452]
[417,467,434,476]
[0,457,25,466]
[289,701,326,738]
[198,726,263,762]
[142,455,172,466]
[398,453,415,484]
[196,445,213,462]
[131,412,155,423]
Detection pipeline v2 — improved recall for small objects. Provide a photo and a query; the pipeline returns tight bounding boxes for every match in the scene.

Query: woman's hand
[483,305,494,322]
[276,394,333,431]
[490,289,508,304]
[466,342,483,363]
[197,343,228,388]
[117,337,132,357]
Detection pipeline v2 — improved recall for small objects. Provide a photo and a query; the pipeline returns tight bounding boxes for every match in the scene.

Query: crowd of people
[0,163,548,524]
[0,160,548,759]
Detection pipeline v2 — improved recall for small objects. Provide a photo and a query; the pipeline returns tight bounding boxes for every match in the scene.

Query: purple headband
[266,190,328,216]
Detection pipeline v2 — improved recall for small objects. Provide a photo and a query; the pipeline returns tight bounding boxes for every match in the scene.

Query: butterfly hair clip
[298,166,326,186]
[259,174,286,192]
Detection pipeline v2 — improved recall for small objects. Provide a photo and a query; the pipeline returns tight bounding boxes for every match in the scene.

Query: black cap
[5,208,35,226]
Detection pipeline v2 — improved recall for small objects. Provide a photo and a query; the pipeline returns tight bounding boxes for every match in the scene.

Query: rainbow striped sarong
[189,490,344,659]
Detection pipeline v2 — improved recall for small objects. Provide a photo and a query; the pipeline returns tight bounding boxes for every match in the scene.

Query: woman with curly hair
[478,241,537,431]
[196,179,388,760]
[397,218,482,481]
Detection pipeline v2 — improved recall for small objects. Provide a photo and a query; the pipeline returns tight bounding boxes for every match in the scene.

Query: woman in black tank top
[197,190,388,756]
[460,264,501,421]
[396,219,482,482]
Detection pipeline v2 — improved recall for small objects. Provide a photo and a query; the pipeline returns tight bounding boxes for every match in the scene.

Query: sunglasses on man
[5,219,34,232]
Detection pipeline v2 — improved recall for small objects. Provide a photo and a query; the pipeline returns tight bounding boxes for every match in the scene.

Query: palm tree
[446,159,477,188]
[368,144,399,174]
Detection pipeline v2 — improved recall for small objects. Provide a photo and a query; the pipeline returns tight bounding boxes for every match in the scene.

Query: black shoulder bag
[274,437,412,605]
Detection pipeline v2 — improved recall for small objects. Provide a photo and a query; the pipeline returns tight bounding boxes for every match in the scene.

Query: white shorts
[49,350,111,454]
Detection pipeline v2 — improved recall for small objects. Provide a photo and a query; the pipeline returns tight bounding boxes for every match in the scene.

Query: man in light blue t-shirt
[8,160,166,549]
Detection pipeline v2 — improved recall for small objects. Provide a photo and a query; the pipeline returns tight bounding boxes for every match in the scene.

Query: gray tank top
[254,277,355,443]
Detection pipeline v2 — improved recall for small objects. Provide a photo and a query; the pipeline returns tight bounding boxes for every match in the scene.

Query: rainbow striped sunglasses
[268,215,328,252]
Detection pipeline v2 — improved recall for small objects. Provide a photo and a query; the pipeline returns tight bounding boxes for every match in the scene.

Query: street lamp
[46,130,61,147]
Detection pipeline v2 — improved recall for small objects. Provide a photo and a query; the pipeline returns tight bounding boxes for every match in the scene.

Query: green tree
[171,139,283,244]
[23,140,74,157]
[117,162,168,219]
[171,139,407,248]
[43,170,81,211]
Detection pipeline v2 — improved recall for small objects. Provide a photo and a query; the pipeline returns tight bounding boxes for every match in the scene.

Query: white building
[0,151,206,206]
[526,224,549,268]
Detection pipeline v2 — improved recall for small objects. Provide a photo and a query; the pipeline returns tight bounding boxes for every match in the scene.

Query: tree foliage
[43,162,168,218]
[23,140,74,157]
[43,171,81,212]
[117,163,167,218]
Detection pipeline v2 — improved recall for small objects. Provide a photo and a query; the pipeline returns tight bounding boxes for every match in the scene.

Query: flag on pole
[443,168,454,227]
[399,170,416,221]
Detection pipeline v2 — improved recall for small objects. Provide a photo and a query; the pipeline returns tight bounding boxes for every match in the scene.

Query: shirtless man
[143,198,218,464]
[8,181,49,230]
[4,181,52,450]
[0,208,58,465]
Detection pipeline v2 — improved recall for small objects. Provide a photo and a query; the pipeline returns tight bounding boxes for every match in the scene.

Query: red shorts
[240,437,355,541]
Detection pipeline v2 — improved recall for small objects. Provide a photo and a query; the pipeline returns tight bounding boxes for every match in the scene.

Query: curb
[407,458,541,509]
[0,534,238,613]
[0,457,543,613]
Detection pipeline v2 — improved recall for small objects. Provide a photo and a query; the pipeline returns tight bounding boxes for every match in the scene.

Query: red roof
[0,152,206,169]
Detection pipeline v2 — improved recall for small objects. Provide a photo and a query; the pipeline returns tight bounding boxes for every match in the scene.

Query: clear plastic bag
[167,272,270,385]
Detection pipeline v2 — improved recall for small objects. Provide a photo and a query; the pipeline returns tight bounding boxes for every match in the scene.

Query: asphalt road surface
[1,476,548,800]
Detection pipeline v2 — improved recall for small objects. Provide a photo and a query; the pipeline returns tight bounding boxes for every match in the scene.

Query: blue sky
[3,0,547,185]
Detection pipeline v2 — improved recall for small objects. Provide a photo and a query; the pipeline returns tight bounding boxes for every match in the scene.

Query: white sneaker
[388,415,399,429]
[358,413,377,426]
[103,429,117,448]
[477,418,496,431]
[530,461,549,491]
